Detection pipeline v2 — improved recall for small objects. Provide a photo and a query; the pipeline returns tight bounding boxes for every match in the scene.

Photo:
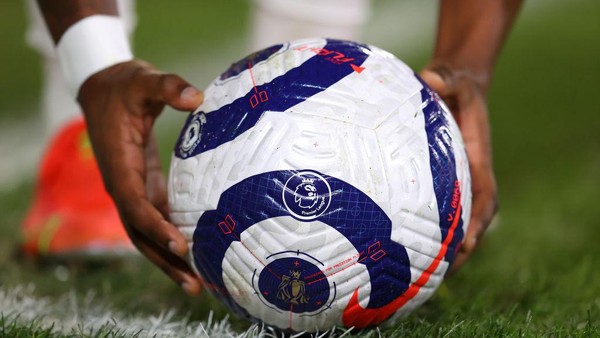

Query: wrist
[56,15,133,97]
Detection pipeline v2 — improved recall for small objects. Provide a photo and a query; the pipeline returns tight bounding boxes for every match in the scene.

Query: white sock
[249,0,372,52]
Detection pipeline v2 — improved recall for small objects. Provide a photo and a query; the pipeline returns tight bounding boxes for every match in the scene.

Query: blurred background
[0,0,598,336]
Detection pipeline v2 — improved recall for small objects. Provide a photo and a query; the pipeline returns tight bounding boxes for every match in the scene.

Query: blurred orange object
[21,117,136,259]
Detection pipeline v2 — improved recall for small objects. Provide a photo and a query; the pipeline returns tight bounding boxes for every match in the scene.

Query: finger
[419,68,460,117]
[107,133,189,259]
[419,69,448,95]
[449,209,484,274]
[449,246,470,275]
[120,193,190,259]
[128,225,203,296]
[448,217,482,274]
[449,168,497,274]
[145,134,171,218]
[465,150,498,246]
[153,73,204,111]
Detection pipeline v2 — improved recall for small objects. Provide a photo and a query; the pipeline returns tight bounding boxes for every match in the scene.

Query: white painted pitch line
[0,285,212,337]
[0,285,362,338]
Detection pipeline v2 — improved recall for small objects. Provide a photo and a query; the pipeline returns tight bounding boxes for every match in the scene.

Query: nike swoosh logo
[342,202,463,328]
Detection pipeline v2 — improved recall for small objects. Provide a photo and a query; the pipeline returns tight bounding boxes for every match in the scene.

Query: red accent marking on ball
[342,201,463,328]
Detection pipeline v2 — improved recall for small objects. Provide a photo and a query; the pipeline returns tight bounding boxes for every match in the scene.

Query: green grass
[1,0,599,337]
[0,316,57,338]
[133,0,249,67]
[0,1,41,118]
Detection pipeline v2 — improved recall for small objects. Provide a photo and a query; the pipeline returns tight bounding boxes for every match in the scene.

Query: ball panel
[375,94,444,267]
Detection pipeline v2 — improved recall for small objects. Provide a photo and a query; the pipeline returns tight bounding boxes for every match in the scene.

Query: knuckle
[159,73,182,94]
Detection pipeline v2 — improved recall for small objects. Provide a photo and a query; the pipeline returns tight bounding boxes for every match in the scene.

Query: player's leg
[21,0,138,259]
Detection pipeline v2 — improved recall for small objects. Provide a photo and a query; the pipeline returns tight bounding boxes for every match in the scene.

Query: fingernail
[181,86,200,101]
[168,240,180,255]
[181,282,192,294]
[181,282,193,295]
[468,237,477,250]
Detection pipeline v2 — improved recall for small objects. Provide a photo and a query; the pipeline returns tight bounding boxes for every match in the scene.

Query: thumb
[157,73,204,112]
[419,69,449,96]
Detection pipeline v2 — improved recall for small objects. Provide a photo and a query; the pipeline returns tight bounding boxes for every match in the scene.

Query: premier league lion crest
[257,255,330,314]
[294,179,318,210]
[277,270,309,304]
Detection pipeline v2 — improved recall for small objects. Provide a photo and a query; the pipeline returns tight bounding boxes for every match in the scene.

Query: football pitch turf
[0,0,599,337]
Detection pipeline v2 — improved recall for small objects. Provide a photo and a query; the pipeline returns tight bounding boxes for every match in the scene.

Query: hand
[419,66,498,274]
[78,60,204,295]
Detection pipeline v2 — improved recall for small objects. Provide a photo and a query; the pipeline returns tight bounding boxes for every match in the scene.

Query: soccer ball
[168,38,472,332]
